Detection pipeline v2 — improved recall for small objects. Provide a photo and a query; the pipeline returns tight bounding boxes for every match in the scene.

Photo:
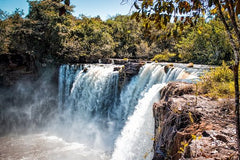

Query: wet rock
[83,67,88,73]
[187,62,194,68]
[163,64,174,74]
[113,67,121,71]
[118,62,145,89]
[100,58,112,64]
[112,59,128,65]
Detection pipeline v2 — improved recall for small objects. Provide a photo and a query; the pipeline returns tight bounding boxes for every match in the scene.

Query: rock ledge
[153,82,237,160]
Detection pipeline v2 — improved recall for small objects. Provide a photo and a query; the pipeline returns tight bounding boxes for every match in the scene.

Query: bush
[151,50,176,62]
[198,61,235,98]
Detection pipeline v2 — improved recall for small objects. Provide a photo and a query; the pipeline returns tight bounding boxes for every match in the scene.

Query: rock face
[118,62,145,88]
[0,53,59,135]
[0,53,37,86]
[153,82,237,159]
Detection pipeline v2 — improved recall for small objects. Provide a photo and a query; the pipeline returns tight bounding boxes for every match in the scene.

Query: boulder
[187,62,194,68]
[163,63,174,74]
[118,62,145,89]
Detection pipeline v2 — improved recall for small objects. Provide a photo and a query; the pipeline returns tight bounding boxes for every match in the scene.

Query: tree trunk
[234,62,240,159]
[215,0,240,158]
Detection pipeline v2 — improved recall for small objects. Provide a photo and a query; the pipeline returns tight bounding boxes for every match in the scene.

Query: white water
[57,64,119,151]
[0,63,200,160]
[111,84,166,160]
[110,64,189,160]
[57,63,191,160]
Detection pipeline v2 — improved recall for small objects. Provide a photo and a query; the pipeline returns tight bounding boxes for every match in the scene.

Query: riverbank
[153,82,237,159]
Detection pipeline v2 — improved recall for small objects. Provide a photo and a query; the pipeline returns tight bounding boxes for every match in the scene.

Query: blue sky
[1,0,134,20]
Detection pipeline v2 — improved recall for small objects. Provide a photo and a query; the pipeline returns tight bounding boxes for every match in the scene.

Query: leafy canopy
[129,0,240,32]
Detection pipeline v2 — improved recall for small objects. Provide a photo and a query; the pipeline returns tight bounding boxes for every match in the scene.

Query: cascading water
[56,64,120,151]
[55,63,196,160]
[110,64,191,160]
[111,83,166,160]
[0,62,200,160]
[58,64,83,110]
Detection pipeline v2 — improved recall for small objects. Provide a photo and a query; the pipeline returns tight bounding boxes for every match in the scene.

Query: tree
[0,9,26,54]
[126,0,240,157]
[177,18,233,64]
[0,9,9,21]
[106,15,143,58]
[27,0,74,61]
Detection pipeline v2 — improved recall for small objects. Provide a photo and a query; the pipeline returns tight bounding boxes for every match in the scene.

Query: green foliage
[0,9,9,20]
[176,19,233,65]
[0,0,235,65]
[199,61,235,98]
[130,0,207,32]
[151,50,176,62]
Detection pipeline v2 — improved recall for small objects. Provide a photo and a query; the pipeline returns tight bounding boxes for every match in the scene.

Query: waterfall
[110,64,188,160]
[58,64,83,109]
[0,58,211,160]
[56,63,191,160]
[0,62,200,160]
[56,64,120,151]
[108,64,186,132]
[111,84,165,160]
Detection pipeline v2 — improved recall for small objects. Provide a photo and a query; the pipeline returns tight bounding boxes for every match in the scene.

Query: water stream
[0,63,200,160]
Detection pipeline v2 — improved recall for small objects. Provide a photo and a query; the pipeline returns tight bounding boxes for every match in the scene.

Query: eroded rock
[153,82,237,160]
[118,62,145,89]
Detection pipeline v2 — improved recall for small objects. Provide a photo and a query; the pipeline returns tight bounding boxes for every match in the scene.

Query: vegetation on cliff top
[199,61,236,98]
[0,0,234,65]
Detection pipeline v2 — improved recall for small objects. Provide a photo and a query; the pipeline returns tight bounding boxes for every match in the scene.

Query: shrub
[151,50,176,62]
[198,61,235,98]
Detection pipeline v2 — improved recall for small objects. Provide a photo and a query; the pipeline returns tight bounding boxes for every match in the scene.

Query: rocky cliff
[0,53,38,86]
[0,53,59,135]
[153,82,237,159]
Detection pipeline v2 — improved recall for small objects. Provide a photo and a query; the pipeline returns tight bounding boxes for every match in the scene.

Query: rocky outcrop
[153,82,237,159]
[0,53,38,86]
[117,62,145,89]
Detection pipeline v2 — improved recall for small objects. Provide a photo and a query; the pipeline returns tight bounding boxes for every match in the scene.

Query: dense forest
[0,0,233,65]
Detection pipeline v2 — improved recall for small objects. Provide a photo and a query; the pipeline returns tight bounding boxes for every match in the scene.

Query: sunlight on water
[0,63,201,160]
[111,84,166,160]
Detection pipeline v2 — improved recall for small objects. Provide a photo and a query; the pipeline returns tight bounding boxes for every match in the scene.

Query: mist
[0,67,58,135]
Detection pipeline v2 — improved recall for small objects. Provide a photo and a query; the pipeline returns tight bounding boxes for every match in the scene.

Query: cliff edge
[153,82,237,159]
